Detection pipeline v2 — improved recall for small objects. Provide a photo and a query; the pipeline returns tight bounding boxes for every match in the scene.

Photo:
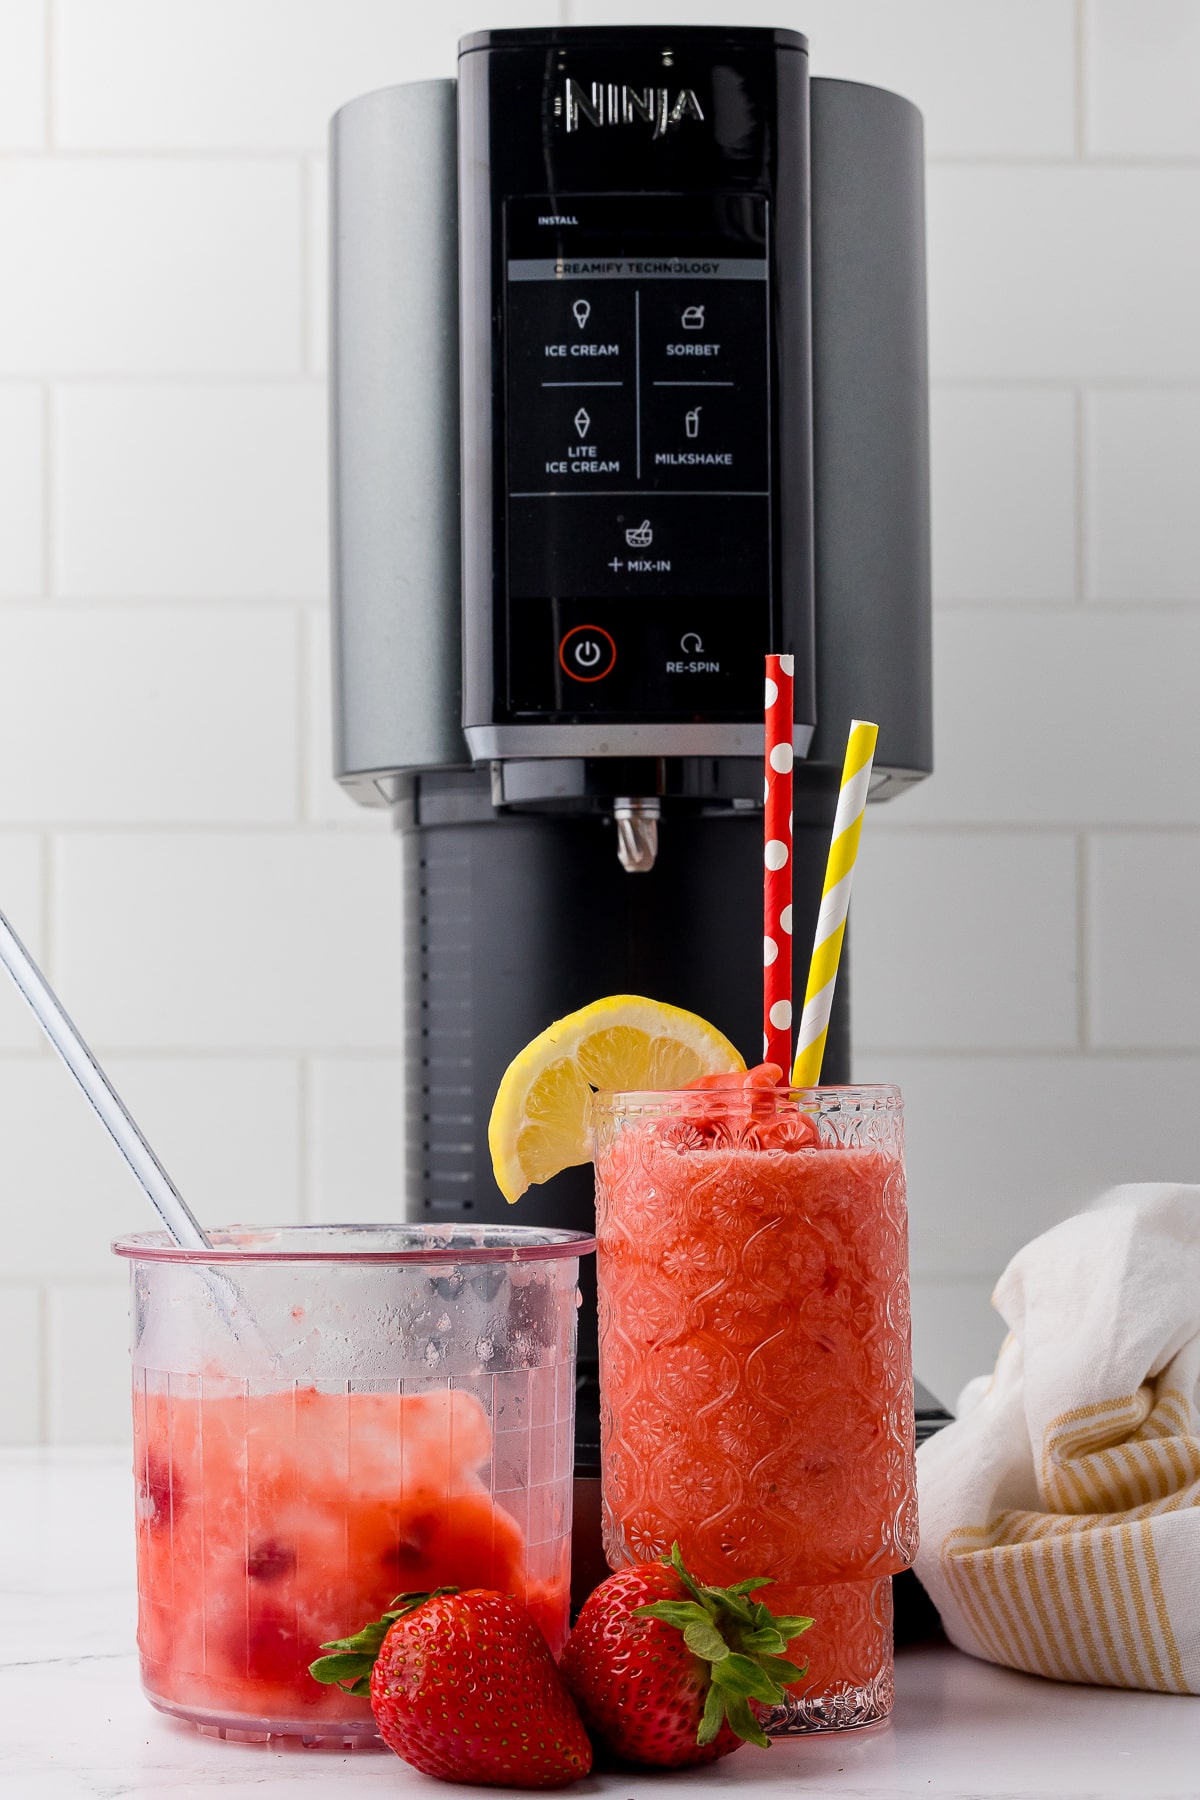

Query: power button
[559,624,617,682]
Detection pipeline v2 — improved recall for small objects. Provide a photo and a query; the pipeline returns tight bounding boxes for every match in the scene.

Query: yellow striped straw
[791,719,879,1087]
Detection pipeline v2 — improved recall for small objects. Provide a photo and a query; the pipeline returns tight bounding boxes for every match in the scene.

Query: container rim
[111,1223,597,1266]
[589,1083,902,1107]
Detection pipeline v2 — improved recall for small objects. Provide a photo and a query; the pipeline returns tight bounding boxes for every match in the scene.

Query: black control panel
[504,195,771,716]
[458,26,814,745]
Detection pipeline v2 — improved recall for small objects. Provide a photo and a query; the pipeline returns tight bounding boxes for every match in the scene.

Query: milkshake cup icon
[685,406,702,439]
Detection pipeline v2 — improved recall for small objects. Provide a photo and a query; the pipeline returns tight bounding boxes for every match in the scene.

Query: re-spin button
[559,624,616,682]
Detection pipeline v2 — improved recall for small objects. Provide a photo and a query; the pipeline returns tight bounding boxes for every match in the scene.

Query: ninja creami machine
[329,24,936,1577]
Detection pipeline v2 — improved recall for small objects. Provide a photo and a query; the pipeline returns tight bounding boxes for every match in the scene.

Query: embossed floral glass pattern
[592,1086,916,1732]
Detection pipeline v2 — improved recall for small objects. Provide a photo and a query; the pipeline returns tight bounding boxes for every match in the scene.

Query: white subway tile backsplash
[0,161,301,375]
[2,1056,301,1280]
[55,0,459,149]
[1,0,1197,1440]
[54,834,404,1051]
[1086,1,1200,156]
[0,608,298,823]
[56,385,327,599]
[307,159,329,377]
[566,0,1077,156]
[850,832,1079,1051]
[1089,836,1200,1049]
[308,1057,406,1224]
[0,2,45,150]
[931,388,1077,602]
[46,1285,131,1444]
[928,167,1200,380]
[0,1289,42,1444]
[910,1282,1006,1416]
[457,0,567,26]
[804,0,1076,158]
[895,611,1200,826]
[1087,391,1200,602]
[0,386,44,598]
[0,1446,134,1591]
[852,1051,1200,1277]
[0,835,46,1050]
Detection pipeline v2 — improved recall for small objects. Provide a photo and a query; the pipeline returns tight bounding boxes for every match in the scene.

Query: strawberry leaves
[633,1544,812,1750]
[309,1587,460,1696]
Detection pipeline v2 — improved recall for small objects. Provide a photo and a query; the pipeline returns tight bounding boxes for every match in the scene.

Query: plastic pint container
[113,1224,594,1743]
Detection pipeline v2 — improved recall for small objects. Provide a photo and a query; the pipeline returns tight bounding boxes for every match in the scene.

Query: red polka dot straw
[764,653,794,1070]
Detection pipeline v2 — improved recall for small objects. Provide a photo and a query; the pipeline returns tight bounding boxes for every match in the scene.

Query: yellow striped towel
[914,1184,1200,1694]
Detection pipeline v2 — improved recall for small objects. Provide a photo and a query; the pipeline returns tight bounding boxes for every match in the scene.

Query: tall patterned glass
[592,1085,916,1731]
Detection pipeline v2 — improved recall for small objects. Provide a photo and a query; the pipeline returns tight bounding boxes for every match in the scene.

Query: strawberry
[310,1587,592,1788]
[559,1542,812,1769]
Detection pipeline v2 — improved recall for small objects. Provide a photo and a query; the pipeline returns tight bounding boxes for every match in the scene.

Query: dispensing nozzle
[613,797,660,874]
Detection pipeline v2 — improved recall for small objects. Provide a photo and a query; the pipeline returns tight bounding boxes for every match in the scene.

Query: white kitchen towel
[914,1183,1200,1694]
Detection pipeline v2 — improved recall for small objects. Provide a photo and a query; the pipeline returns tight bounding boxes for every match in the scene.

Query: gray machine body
[330,75,931,801]
[330,80,465,804]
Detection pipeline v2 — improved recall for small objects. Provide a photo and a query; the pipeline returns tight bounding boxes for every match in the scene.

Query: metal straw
[0,904,212,1251]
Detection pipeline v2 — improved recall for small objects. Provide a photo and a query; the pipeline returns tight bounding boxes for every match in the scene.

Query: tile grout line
[930,377,1200,392]
[0,146,345,162]
[926,153,1200,167]
[13,374,327,389]
[0,822,388,837]
[928,598,1200,613]
[0,1039,1194,1062]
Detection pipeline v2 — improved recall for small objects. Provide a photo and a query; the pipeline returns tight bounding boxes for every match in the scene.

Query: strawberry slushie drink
[113,1225,593,1740]
[592,1075,916,1731]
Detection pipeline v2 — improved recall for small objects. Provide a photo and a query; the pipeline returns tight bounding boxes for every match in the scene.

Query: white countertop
[4,1448,1199,1799]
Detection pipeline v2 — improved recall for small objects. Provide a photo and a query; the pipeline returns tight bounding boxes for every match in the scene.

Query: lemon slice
[488,995,744,1203]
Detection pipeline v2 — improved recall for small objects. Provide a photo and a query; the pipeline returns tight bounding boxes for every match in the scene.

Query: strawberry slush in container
[592,1075,917,1731]
[112,1224,594,1742]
